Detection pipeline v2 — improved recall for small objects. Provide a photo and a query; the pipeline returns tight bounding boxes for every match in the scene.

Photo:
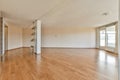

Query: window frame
[96,22,118,53]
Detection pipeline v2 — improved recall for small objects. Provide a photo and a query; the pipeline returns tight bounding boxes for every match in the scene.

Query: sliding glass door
[99,23,117,53]
[106,25,116,48]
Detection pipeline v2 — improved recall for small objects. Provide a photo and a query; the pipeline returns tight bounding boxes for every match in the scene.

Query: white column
[118,25,120,80]
[118,4,120,79]
[0,12,5,55]
[0,17,2,55]
[0,17,5,55]
[35,20,41,54]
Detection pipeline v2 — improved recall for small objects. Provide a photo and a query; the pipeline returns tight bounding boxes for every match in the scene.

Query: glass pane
[106,26,116,47]
[100,30,105,46]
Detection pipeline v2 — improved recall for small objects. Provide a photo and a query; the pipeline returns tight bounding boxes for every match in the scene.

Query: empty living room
[0,0,119,80]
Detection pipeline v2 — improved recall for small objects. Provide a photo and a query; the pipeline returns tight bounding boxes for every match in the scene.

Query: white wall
[8,25,23,50]
[23,26,96,48]
[42,26,96,48]
[23,27,32,47]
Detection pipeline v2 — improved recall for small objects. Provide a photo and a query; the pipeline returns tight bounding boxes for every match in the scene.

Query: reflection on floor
[0,48,118,80]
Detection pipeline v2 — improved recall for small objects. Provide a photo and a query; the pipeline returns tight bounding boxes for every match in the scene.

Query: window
[97,22,117,53]
[106,25,116,47]
[100,30,105,46]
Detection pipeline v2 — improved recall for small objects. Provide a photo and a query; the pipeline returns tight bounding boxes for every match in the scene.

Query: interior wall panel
[0,17,2,54]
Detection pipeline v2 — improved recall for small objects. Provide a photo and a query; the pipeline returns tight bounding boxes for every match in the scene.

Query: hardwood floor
[0,48,118,80]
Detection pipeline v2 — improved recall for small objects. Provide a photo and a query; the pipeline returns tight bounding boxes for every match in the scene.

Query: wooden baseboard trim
[7,47,25,51]
[41,47,97,49]
[6,47,30,51]
[22,47,30,48]
[96,48,118,55]
[105,50,118,55]
[4,47,118,56]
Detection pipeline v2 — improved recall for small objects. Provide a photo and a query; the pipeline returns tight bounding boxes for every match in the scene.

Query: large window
[97,22,117,53]
[100,30,105,46]
[99,23,117,49]
[106,25,116,47]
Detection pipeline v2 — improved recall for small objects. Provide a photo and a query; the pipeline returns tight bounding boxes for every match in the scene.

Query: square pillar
[118,4,120,79]
[34,20,41,54]
[0,17,2,54]
[0,17,5,55]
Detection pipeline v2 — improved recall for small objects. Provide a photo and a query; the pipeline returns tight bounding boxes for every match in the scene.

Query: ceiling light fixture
[102,12,109,16]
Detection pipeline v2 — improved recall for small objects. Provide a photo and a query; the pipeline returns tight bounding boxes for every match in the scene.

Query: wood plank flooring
[0,48,118,80]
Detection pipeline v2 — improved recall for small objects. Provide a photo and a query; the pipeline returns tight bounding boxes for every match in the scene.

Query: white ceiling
[0,0,118,27]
